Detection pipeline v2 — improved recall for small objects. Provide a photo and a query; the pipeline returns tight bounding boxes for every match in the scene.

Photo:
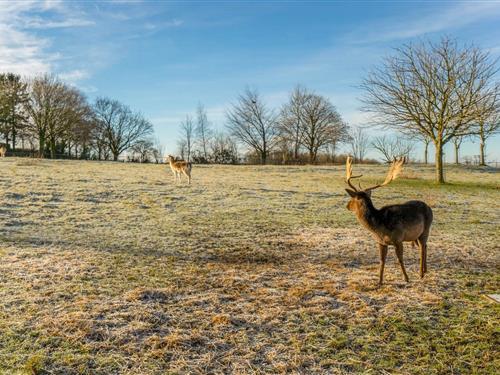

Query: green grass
[0,158,499,374]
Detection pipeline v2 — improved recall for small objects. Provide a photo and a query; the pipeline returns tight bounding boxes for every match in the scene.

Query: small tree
[209,132,239,164]
[361,37,499,183]
[131,138,154,163]
[372,135,414,163]
[152,137,166,163]
[350,127,370,162]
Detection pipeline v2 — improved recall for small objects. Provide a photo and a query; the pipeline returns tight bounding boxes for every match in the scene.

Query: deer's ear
[345,189,357,197]
[365,190,372,198]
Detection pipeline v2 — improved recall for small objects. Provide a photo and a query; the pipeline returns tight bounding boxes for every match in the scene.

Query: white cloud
[59,69,90,83]
[0,1,93,77]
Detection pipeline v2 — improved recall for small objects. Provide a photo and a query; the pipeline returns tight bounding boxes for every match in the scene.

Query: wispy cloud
[346,2,500,44]
[0,1,93,77]
[144,19,183,31]
[59,69,90,83]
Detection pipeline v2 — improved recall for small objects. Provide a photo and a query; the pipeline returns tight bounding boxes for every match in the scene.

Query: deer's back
[170,161,191,171]
[378,200,433,243]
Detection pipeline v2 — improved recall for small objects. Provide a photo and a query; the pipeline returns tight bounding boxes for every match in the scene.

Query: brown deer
[167,155,192,184]
[0,144,6,158]
[345,157,433,285]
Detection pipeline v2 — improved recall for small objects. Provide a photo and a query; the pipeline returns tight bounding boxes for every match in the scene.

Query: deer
[0,144,6,157]
[167,155,192,185]
[344,157,433,285]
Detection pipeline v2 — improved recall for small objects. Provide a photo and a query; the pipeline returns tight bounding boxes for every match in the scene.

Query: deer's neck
[356,199,383,233]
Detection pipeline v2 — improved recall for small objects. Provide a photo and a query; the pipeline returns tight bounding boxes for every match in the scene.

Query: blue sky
[1,0,500,162]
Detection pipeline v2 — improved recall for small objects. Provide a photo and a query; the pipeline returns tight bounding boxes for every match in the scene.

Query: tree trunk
[424,141,429,164]
[435,142,445,183]
[294,143,299,162]
[113,152,119,161]
[38,136,46,158]
[479,131,486,166]
[454,142,460,164]
[308,150,315,164]
[11,127,16,151]
[50,139,56,159]
[260,150,266,165]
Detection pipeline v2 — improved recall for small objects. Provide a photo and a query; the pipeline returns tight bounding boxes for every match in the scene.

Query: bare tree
[176,138,187,160]
[93,97,153,161]
[195,103,212,161]
[279,85,307,161]
[179,115,194,162]
[350,126,370,162]
[226,88,278,164]
[372,135,414,163]
[294,91,345,163]
[25,74,90,158]
[131,138,154,163]
[327,120,351,163]
[209,131,239,164]
[475,97,500,165]
[361,37,499,183]
[152,137,166,163]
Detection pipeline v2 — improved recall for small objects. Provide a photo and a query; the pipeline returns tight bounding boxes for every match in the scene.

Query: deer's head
[345,156,405,212]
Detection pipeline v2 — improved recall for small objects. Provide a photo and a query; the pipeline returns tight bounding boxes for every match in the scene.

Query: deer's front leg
[395,243,409,282]
[378,243,388,286]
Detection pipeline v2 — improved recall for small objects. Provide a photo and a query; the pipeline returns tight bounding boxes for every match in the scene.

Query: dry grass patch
[0,158,498,374]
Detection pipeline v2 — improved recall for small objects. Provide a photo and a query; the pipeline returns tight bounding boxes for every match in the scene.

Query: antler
[364,157,405,192]
[345,156,362,191]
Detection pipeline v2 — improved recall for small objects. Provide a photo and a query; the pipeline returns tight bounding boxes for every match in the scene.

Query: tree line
[178,86,353,165]
[0,74,159,161]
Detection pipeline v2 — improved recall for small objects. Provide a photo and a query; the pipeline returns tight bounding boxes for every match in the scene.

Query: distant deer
[167,155,192,184]
[0,144,6,158]
[344,157,433,285]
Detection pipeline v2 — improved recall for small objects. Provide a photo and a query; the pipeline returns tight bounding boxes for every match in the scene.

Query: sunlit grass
[0,158,498,373]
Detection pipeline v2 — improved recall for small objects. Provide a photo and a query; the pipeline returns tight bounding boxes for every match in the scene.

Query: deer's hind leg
[418,230,430,276]
[395,243,409,283]
[378,243,388,286]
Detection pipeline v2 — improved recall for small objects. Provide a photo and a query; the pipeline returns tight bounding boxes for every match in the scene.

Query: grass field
[0,158,498,374]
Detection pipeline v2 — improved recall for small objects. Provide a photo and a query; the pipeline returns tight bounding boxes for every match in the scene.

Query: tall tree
[195,103,212,161]
[226,88,278,164]
[0,73,29,151]
[299,93,345,163]
[25,74,88,158]
[279,85,308,161]
[361,37,499,183]
[93,97,153,161]
[180,115,194,162]
[475,95,500,166]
